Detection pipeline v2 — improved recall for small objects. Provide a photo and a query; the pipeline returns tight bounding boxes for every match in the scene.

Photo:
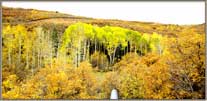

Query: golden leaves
[2,61,99,99]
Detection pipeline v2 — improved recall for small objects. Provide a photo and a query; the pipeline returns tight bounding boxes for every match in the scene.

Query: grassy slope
[2,6,205,37]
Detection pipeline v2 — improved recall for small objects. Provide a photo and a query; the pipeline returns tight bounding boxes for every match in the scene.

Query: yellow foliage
[2,61,98,99]
[104,53,174,99]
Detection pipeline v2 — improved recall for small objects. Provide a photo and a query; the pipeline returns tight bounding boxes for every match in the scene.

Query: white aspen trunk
[39,49,42,68]
[78,39,81,67]
[86,40,89,61]
[88,41,91,61]
[26,48,29,69]
[109,55,112,68]
[98,43,101,68]
[83,40,87,61]
[158,44,162,56]
[97,43,99,68]
[50,42,53,68]
[37,32,41,69]
[32,45,35,76]
[38,47,40,69]
[8,47,11,68]
[112,48,116,65]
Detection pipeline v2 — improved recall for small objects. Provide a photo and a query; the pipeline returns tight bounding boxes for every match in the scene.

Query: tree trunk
[18,36,21,64]
[140,43,142,56]
[95,39,97,52]
[134,45,136,54]
[32,46,35,76]
[89,41,92,62]
[127,42,129,53]
[86,40,90,61]
[39,49,42,68]
[38,47,40,68]
[57,42,59,58]
[76,48,78,67]
[26,48,29,69]
[8,47,11,68]
[78,39,81,67]
[50,42,53,67]
[158,44,162,56]
[112,48,117,65]
[87,41,90,60]
[130,42,132,54]
[83,40,87,61]
[97,43,100,68]
[109,55,112,68]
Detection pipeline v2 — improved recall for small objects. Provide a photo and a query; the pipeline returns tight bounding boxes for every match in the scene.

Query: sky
[2,1,205,25]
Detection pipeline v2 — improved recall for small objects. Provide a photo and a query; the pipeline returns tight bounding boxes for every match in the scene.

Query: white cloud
[2,1,205,25]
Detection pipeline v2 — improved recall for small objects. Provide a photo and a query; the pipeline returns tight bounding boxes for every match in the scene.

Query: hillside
[3,7,205,36]
[2,6,205,99]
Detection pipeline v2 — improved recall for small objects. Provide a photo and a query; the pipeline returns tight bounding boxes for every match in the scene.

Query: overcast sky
[2,1,205,25]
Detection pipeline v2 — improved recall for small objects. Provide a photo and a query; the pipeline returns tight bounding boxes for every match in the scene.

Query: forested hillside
[3,7,204,36]
[2,7,205,99]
